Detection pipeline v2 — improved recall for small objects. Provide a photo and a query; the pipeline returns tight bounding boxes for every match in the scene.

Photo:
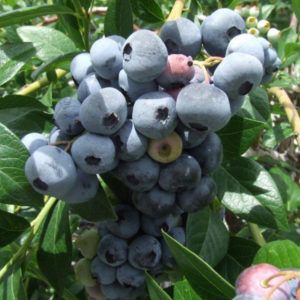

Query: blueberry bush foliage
[0,0,300,299]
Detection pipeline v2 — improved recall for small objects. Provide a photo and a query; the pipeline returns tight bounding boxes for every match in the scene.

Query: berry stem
[268,87,300,147]
[248,223,266,247]
[166,0,186,21]
[16,69,67,96]
[0,197,57,282]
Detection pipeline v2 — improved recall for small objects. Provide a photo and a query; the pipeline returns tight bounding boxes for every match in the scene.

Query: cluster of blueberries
[20,8,282,300]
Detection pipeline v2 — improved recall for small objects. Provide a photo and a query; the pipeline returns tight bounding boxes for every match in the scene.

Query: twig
[268,87,300,146]
[16,69,67,96]
[0,197,57,282]
[248,223,266,247]
[166,0,186,21]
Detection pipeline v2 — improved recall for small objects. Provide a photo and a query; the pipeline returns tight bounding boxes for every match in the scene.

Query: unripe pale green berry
[248,28,260,37]
[257,19,271,34]
[240,5,250,17]
[246,16,258,28]
[75,228,99,259]
[267,28,281,43]
[249,6,260,18]
[74,258,96,287]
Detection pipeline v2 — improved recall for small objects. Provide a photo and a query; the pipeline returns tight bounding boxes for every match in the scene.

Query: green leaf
[131,0,164,23]
[162,232,235,300]
[292,0,300,23]
[0,5,75,27]
[227,237,260,267]
[37,201,72,295]
[215,255,243,285]
[0,43,36,86]
[239,88,271,123]
[277,27,297,59]
[186,207,229,267]
[31,51,79,80]
[17,26,77,62]
[174,279,202,300]
[0,123,42,207]
[262,122,294,149]
[104,0,133,38]
[214,157,288,230]
[260,4,275,19]
[253,240,300,268]
[0,95,51,137]
[145,272,172,300]
[269,167,300,212]
[39,84,53,108]
[218,115,264,159]
[0,209,30,247]
[70,183,116,222]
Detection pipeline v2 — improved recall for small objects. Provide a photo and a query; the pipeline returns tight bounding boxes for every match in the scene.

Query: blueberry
[90,37,123,80]
[159,17,202,58]
[128,235,162,270]
[177,176,217,213]
[201,8,245,56]
[112,155,160,192]
[235,264,290,300]
[213,53,264,99]
[101,282,133,300]
[116,263,145,288]
[147,131,183,164]
[62,169,99,204]
[25,145,77,198]
[108,35,126,48]
[48,127,71,148]
[79,87,127,135]
[257,37,271,51]
[122,30,168,82]
[77,73,109,103]
[156,54,195,89]
[112,119,148,161]
[190,65,205,84]
[21,132,48,154]
[98,234,128,267]
[226,34,265,64]
[230,96,246,115]
[70,53,94,84]
[71,133,116,174]
[264,47,278,68]
[141,214,179,237]
[106,204,140,239]
[132,186,175,217]
[54,97,84,136]
[175,121,208,149]
[176,83,231,132]
[118,69,158,103]
[188,132,223,175]
[90,257,116,285]
[132,91,177,139]
[158,154,201,192]
[162,227,185,267]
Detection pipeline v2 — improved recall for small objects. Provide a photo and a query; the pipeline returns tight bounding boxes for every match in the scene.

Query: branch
[248,223,267,247]
[0,197,57,282]
[16,69,67,96]
[268,87,300,146]
[166,0,186,21]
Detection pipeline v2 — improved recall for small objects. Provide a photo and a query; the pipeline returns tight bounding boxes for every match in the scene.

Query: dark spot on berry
[226,26,241,39]
[33,178,48,191]
[158,143,172,157]
[238,81,253,95]
[117,211,126,223]
[161,222,169,232]
[165,39,179,54]
[188,123,208,132]
[126,174,139,186]
[103,113,119,127]
[148,250,157,263]
[105,251,116,263]
[85,155,101,165]
[187,60,193,67]
[123,43,132,61]
[156,107,169,121]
